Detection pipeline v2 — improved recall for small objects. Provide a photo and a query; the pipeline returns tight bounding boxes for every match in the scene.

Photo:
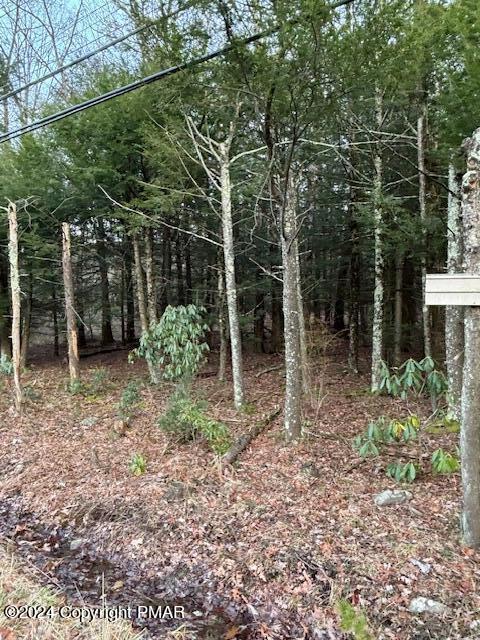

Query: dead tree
[62,222,80,384]
[7,202,24,412]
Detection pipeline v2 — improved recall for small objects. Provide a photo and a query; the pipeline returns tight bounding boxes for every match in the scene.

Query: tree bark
[217,262,227,382]
[460,129,480,547]
[446,164,464,421]
[124,241,135,342]
[393,250,404,366]
[371,88,384,389]
[282,176,302,441]
[52,285,59,357]
[159,226,171,314]
[176,232,185,306]
[145,227,157,326]
[219,143,245,409]
[62,222,80,384]
[417,90,431,358]
[7,202,24,412]
[0,250,11,358]
[132,232,148,333]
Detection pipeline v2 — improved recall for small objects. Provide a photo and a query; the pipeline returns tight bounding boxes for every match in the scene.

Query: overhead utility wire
[0,2,191,103]
[0,0,354,145]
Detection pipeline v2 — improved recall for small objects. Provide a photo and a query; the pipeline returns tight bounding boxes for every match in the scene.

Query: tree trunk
[20,271,32,370]
[460,129,480,547]
[296,250,310,395]
[124,241,135,342]
[176,232,185,306]
[62,222,80,384]
[0,249,11,358]
[371,88,384,389]
[159,226,171,314]
[97,218,114,345]
[446,164,464,421]
[7,202,24,412]
[120,262,126,345]
[281,176,302,441]
[145,227,157,326]
[132,232,148,333]
[217,262,227,382]
[76,291,87,348]
[417,91,431,358]
[185,236,193,305]
[219,143,245,409]
[393,250,404,366]
[133,231,158,384]
[52,285,59,357]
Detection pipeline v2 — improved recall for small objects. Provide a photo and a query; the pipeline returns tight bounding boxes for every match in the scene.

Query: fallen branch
[254,364,284,378]
[222,406,281,467]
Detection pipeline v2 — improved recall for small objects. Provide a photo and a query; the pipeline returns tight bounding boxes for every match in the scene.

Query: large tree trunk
[371,88,384,389]
[97,218,114,345]
[8,202,24,413]
[62,222,80,384]
[417,90,431,359]
[281,176,302,441]
[145,227,157,326]
[460,129,480,548]
[219,143,245,409]
[446,164,464,421]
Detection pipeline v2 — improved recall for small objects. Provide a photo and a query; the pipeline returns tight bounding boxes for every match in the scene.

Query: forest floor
[0,342,477,640]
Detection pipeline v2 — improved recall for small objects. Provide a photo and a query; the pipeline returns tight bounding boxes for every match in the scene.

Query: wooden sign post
[425,128,480,548]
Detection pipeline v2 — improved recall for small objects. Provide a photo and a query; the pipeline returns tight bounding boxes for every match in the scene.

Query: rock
[80,416,98,428]
[409,597,448,615]
[69,538,83,551]
[410,558,432,574]
[163,481,186,502]
[374,489,412,506]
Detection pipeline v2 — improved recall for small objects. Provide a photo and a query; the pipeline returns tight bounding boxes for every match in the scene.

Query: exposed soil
[0,345,477,639]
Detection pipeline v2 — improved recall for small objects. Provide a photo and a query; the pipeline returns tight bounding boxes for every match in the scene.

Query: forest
[0,0,479,638]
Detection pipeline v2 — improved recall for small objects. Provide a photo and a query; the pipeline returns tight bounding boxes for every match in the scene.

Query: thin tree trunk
[97,218,114,345]
[393,251,404,366]
[52,285,59,357]
[133,231,158,384]
[371,88,384,389]
[219,144,244,409]
[124,241,135,342]
[296,250,310,395]
[185,237,193,305]
[0,250,11,358]
[417,90,431,358]
[446,164,464,421]
[120,262,126,345]
[159,226,171,314]
[145,227,157,326]
[20,271,32,370]
[282,176,302,441]
[176,232,185,306]
[460,129,480,547]
[133,232,148,333]
[62,222,80,384]
[217,262,227,382]
[7,202,24,412]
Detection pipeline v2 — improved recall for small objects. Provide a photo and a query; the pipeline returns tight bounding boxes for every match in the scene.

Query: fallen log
[222,406,281,467]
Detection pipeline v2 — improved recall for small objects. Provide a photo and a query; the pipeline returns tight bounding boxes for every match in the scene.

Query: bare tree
[62,222,80,385]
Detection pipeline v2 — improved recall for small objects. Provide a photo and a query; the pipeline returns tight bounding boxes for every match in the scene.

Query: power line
[0,2,191,103]
[0,0,354,145]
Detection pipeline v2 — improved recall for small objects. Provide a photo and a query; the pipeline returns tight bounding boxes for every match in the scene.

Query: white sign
[426,274,480,306]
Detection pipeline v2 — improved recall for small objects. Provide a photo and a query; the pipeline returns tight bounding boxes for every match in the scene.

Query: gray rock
[80,417,98,428]
[69,538,83,551]
[374,489,412,506]
[409,597,448,615]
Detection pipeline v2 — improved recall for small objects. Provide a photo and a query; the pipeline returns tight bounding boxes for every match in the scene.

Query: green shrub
[353,415,420,458]
[0,354,13,376]
[158,393,231,455]
[386,460,418,483]
[129,453,147,476]
[379,357,447,407]
[67,379,87,395]
[432,448,460,474]
[337,599,373,640]
[118,380,141,418]
[131,304,209,384]
[90,367,108,393]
